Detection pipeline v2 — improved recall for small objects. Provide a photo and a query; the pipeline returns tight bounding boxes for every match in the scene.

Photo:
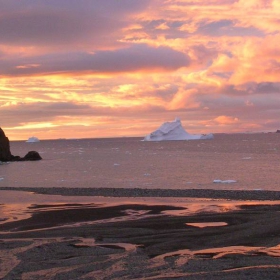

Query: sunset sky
[1,0,280,140]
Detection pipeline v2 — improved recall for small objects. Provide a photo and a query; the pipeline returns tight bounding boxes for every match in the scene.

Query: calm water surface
[1,133,280,191]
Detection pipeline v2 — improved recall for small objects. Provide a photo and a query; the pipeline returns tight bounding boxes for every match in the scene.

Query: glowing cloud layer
[1,0,280,140]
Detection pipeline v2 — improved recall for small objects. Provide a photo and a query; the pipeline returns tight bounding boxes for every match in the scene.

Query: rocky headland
[0,128,42,162]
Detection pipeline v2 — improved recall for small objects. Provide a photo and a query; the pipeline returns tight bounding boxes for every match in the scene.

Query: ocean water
[1,133,280,191]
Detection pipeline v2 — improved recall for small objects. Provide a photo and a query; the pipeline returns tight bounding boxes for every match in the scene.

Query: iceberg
[26,136,40,143]
[143,118,214,141]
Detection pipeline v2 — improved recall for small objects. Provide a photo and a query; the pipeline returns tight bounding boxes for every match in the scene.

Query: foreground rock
[0,128,42,162]
[0,128,12,161]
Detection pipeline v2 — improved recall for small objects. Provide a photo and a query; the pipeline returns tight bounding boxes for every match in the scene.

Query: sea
[1,132,280,191]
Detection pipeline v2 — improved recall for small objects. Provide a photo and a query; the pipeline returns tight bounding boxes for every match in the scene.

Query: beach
[1,134,280,279]
[0,188,280,279]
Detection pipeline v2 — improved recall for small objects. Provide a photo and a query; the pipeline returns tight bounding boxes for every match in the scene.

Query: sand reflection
[0,190,280,279]
[186,222,228,228]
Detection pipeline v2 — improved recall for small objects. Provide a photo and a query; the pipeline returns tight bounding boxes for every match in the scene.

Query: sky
[1,0,280,140]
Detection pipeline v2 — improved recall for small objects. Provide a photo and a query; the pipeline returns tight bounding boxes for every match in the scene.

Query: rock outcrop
[0,128,42,162]
[0,128,12,161]
[22,151,42,161]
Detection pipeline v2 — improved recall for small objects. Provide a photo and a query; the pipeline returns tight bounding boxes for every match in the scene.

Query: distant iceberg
[143,118,214,141]
[26,136,40,143]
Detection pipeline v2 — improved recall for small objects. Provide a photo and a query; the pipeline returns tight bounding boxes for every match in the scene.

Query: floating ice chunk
[213,179,237,184]
[144,173,151,176]
[143,118,213,141]
[242,157,252,160]
[0,177,4,181]
[114,163,120,166]
[26,136,40,143]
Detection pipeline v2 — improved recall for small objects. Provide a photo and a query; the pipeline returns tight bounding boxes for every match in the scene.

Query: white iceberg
[143,118,214,141]
[213,179,237,184]
[26,136,40,143]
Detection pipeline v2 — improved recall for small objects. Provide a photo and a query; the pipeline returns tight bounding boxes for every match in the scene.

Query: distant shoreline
[1,187,279,201]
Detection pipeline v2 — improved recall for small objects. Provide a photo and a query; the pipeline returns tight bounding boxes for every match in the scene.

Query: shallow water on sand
[2,190,280,226]
[0,190,280,279]
[1,133,280,191]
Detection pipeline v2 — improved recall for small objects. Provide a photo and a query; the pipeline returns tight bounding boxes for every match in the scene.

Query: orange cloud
[214,115,239,125]
[1,0,280,139]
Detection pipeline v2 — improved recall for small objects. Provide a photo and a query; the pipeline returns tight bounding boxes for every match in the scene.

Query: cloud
[0,44,190,77]
[0,102,92,125]
[197,19,264,37]
[214,115,239,124]
[0,0,151,49]
[2,0,280,138]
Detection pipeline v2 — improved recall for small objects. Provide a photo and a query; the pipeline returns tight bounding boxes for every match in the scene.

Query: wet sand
[0,188,280,279]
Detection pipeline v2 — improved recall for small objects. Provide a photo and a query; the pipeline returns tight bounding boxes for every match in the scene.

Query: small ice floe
[144,173,151,176]
[242,157,252,160]
[213,179,237,184]
[0,177,4,181]
[26,136,40,143]
[114,163,120,166]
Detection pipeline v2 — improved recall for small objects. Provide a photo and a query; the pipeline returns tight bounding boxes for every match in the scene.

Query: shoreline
[0,186,280,200]
[1,202,280,279]
[0,188,280,279]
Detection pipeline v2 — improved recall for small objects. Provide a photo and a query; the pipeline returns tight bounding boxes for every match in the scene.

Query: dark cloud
[0,102,92,124]
[0,100,165,127]
[153,84,179,100]
[218,82,280,96]
[255,82,280,94]
[0,44,190,76]
[0,0,151,17]
[0,11,89,45]
[139,19,190,40]
[191,44,219,66]
[0,101,103,127]
[197,19,264,37]
[0,0,151,47]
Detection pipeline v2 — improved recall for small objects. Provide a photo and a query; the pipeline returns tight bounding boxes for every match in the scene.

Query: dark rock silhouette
[276,130,280,133]
[0,128,12,161]
[23,151,42,161]
[0,128,42,162]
